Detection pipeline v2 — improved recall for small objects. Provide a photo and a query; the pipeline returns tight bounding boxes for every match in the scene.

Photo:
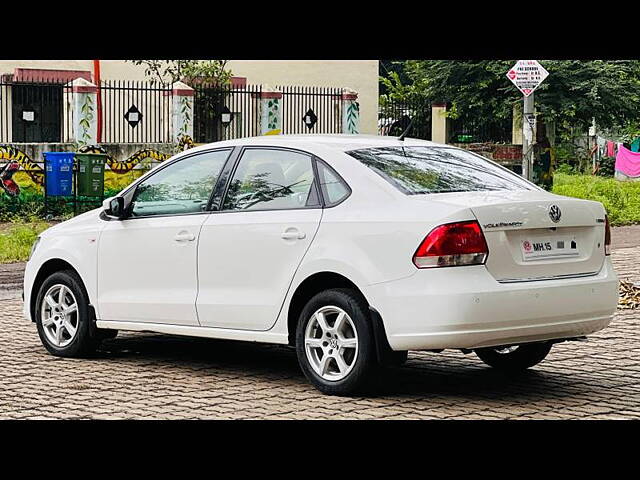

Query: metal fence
[99,80,172,143]
[1,79,346,145]
[450,117,512,144]
[378,97,432,140]
[278,86,343,134]
[0,79,74,143]
[193,83,262,143]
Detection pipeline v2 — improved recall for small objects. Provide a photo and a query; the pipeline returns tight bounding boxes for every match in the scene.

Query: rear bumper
[364,258,619,351]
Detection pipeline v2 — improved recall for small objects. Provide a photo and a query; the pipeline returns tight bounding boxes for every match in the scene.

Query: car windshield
[346,146,534,194]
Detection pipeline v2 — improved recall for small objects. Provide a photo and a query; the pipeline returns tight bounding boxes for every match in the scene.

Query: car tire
[296,288,376,396]
[35,270,99,358]
[474,342,552,372]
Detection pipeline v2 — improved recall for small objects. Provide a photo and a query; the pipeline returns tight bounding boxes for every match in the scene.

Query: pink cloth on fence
[607,141,616,157]
[615,145,640,178]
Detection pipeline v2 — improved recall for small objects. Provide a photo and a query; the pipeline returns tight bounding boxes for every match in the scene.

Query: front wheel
[35,270,99,358]
[474,342,553,372]
[296,288,376,396]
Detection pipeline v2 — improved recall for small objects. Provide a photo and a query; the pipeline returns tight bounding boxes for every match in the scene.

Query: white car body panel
[94,319,290,344]
[97,213,209,325]
[415,190,607,282]
[196,209,322,330]
[24,135,619,353]
[364,259,617,350]
[23,209,105,322]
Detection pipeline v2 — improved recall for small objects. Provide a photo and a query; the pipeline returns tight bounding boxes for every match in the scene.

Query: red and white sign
[506,60,549,97]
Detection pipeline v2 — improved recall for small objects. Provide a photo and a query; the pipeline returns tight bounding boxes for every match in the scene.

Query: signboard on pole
[506,60,549,97]
[524,113,536,129]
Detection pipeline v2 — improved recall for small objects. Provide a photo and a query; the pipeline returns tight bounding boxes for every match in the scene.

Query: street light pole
[522,92,535,181]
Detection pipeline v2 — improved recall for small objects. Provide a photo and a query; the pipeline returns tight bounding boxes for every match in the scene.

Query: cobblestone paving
[0,247,638,419]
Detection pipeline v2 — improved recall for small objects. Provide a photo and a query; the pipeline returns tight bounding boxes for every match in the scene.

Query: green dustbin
[75,153,106,197]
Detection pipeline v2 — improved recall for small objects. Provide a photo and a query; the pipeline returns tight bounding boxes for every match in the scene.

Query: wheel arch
[30,258,89,323]
[287,271,366,346]
[286,270,397,365]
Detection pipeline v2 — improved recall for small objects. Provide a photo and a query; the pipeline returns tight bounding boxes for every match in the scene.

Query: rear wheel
[296,288,376,396]
[474,342,552,372]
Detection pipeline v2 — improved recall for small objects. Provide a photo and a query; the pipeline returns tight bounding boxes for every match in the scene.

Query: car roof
[184,134,443,155]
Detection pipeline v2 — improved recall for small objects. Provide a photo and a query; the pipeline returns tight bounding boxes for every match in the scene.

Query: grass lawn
[0,221,52,263]
[552,173,640,226]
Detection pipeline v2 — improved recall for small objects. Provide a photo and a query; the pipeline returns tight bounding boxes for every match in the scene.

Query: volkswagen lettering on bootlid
[483,221,524,229]
[549,205,562,223]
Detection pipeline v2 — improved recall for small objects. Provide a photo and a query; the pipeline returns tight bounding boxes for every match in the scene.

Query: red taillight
[413,220,489,268]
[604,214,611,256]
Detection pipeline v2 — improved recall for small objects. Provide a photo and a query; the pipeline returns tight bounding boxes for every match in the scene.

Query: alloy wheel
[40,284,79,348]
[304,305,358,381]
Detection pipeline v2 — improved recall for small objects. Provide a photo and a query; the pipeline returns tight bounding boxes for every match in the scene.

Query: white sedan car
[24,135,619,395]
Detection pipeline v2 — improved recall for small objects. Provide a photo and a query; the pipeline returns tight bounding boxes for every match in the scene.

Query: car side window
[131,149,230,218]
[222,149,318,211]
[316,159,350,206]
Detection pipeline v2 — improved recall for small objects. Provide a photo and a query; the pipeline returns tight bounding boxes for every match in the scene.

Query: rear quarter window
[346,146,534,194]
[316,159,351,206]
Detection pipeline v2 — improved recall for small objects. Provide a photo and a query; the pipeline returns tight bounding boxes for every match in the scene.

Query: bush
[555,163,577,175]
[596,156,616,177]
[552,173,640,226]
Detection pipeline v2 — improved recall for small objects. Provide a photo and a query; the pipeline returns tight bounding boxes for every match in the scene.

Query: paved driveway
[1,237,639,419]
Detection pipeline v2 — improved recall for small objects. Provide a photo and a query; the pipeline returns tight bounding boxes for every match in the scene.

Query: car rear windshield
[346,146,534,195]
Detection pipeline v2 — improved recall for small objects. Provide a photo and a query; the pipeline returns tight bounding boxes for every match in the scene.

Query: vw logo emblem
[549,205,561,223]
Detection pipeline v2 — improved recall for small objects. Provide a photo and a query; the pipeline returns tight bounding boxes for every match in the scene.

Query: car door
[197,147,323,331]
[97,149,231,326]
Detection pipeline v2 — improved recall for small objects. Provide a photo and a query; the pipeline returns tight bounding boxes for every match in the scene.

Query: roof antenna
[398,117,414,141]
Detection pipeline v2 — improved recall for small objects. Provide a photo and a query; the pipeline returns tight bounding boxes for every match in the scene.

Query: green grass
[552,173,640,226]
[0,221,51,263]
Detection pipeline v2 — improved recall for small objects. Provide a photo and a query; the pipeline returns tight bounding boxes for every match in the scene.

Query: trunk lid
[413,190,607,282]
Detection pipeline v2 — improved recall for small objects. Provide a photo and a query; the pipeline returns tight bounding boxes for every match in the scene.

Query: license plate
[521,236,579,261]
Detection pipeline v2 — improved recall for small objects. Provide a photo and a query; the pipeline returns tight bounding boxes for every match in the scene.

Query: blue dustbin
[44,152,75,196]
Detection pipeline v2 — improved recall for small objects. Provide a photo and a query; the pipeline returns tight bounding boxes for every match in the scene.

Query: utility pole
[506,60,549,182]
[522,93,535,180]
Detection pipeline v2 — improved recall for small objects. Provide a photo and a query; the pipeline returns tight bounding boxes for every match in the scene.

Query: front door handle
[174,231,196,242]
[281,228,306,240]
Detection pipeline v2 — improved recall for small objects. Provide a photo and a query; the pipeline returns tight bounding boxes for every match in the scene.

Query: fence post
[70,78,98,146]
[341,88,359,134]
[171,81,195,145]
[511,103,523,145]
[260,86,282,135]
[431,102,450,144]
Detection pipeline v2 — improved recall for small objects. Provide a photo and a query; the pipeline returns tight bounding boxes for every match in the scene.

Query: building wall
[0,60,379,134]
[227,61,378,134]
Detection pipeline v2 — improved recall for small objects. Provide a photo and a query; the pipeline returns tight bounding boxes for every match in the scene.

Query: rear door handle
[174,231,196,242]
[281,228,306,240]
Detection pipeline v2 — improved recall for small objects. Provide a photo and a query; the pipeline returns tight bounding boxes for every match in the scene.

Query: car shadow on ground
[94,333,593,402]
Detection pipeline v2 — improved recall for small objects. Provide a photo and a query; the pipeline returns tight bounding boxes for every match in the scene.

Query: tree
[382,60,640,137]
[379,60,412,97]
[127,60,232,87]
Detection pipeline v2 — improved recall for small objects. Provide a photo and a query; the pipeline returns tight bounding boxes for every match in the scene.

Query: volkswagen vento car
[24,135,619,395]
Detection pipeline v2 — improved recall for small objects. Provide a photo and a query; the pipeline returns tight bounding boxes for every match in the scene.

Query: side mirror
[102,196,126,219]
